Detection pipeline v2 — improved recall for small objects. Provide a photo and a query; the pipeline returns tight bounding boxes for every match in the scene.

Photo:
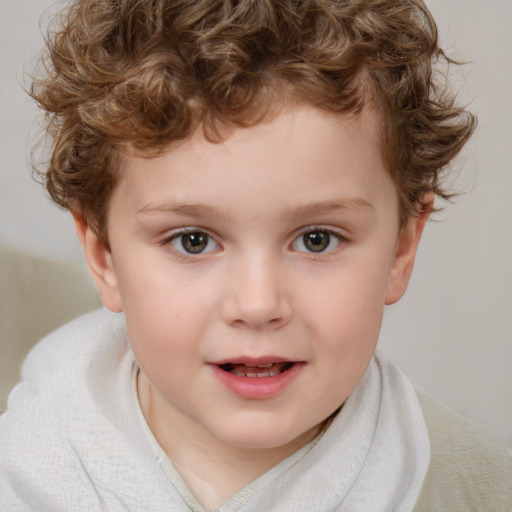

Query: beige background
[0,0,510,445]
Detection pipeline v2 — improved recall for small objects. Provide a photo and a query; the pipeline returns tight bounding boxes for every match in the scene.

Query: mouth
[210,358,304,399]
[219,362,295,378]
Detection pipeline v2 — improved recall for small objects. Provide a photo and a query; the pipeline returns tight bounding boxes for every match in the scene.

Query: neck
[137,371,323,509]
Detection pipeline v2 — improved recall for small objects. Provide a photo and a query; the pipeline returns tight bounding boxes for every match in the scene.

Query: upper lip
[209,356,299,366]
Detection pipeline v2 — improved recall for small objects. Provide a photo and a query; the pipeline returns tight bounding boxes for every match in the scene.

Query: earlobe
[385,195,433,305]
[72,212,123,313]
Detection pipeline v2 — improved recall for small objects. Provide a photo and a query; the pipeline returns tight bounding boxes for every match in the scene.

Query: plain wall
[0,0,511,445]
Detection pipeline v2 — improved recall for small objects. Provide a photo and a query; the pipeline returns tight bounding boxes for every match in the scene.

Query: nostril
[228,313,290,330]
[220,273,292,328]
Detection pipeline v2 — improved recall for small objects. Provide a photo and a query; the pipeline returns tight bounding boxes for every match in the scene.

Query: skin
[75,105,431,508]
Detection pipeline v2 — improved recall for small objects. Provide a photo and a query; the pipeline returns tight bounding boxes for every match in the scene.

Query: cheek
[125,298,203,398]
[303,271,387,408]
[120,269,221,367]
[119,256,217,322]
[304,258,390,339]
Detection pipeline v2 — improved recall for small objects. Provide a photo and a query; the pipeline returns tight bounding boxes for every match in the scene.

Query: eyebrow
[137,197,373,220]
[282,197,374,220]
[137,202,229,219]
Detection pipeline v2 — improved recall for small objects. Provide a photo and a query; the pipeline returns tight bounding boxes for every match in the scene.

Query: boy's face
[80,106,428,452]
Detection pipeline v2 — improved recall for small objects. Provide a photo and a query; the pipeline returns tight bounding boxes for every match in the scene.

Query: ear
[385,194,433,305]
[72,212,123,312]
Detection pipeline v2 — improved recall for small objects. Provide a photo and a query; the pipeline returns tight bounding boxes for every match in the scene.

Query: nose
[220,255,292,330]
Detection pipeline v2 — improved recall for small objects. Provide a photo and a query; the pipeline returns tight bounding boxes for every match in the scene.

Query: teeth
[224,362,294,378]
[232,368,279,377]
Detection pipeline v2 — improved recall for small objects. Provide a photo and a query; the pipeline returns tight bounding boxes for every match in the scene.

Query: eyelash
[291,227,345,257]
[161,226,346,259]
[161,228,221,258]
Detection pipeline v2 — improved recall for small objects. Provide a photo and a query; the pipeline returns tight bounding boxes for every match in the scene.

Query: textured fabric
[130,365,325,512]
[0,309,429,511]
[1,309,508,511]
[131,354,430,512]
[412,389,512,511]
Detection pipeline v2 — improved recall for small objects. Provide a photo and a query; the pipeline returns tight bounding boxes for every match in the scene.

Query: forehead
[111,106,395,222]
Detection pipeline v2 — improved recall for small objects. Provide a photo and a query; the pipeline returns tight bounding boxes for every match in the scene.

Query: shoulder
[20,307,127,378]
[414,388,512,512]
[6,308,128,421]
[0,409,103,511]
[0,309,159,509]
[1,306,129,432]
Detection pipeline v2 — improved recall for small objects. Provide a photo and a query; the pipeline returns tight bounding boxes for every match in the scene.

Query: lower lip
[210,363,304,400]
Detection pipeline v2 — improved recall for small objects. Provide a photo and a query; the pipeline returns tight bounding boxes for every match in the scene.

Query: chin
[212,416,320,451]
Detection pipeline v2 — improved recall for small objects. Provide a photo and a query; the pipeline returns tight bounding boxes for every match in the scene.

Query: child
[1,0,511,510]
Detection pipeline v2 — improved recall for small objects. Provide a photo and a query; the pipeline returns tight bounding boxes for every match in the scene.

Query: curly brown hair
[32,0,476,245]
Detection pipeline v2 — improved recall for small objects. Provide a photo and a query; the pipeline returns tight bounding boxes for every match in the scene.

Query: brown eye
[181,232,208,253]
[292,229,342,254]
[303,231,331,252]
[169,230,218,255]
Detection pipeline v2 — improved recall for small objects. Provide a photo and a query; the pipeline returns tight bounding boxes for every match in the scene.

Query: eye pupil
[182,232,208,253]
[303,231,330,252]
